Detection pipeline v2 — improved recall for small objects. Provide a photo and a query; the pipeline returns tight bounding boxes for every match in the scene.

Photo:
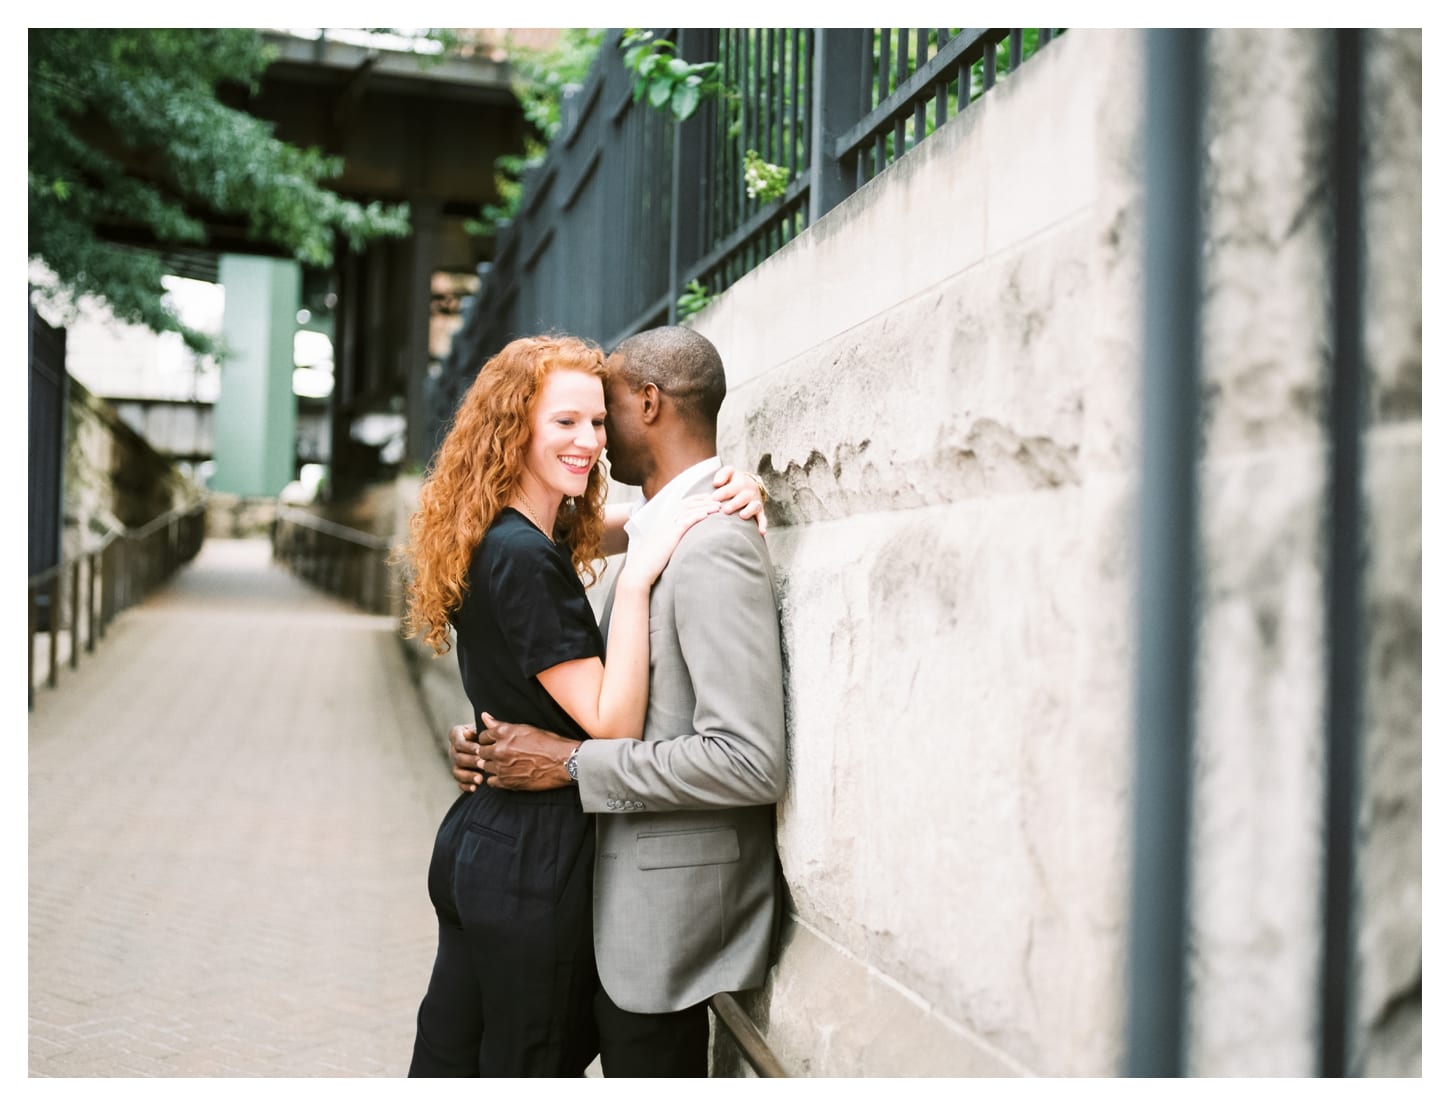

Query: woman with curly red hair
[402,334,755,1076]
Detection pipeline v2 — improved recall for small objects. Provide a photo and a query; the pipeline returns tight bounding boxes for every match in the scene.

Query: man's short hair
[610,326,727,427]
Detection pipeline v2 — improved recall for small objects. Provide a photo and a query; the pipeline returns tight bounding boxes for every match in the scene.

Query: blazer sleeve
[574,516,787,813]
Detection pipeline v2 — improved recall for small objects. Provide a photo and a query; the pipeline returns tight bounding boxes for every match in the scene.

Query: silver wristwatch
[565,745,580,783]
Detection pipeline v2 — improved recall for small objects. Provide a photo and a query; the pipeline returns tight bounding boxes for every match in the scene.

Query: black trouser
[596,988,709,1078]
[409,786,598,1077]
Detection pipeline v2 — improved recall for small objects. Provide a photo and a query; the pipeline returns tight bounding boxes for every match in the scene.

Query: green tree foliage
[620,29,724,122]
[29,28,412,355]
[465,28,604,236]
[675,279,713,320]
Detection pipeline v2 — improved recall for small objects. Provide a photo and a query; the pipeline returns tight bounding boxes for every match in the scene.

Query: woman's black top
[451,508,603,742]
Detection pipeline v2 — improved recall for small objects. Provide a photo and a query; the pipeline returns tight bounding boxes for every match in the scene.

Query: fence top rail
[28,498,207,589]
[833,28,1004,161]
[130,499,207,541]
[275,507,395,551]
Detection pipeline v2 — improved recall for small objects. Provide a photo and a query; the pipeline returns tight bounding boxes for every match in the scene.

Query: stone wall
[63,377,196,552]
[686,28,1420,1077]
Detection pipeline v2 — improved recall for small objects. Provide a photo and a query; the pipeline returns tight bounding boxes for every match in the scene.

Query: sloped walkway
[28,539,458,1076]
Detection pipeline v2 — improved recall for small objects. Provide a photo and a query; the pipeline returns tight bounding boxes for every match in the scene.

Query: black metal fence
[271,507,396,616]
[29,307,66,588]
[434,28,1059,440]
[27,500,207,710]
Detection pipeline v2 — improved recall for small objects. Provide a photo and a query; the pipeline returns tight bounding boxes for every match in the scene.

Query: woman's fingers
[672,500,720,536]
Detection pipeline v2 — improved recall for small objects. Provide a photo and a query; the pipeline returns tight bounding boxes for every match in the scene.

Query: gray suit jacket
[576,472,787,1014]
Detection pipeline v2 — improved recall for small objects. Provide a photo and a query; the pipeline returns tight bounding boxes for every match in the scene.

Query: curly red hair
[402,335,610,656]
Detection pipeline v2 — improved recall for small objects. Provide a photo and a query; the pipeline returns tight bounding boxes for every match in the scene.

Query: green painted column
[212,254,300,496]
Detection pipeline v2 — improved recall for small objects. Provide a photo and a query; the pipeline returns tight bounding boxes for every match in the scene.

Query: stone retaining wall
[688,28,1420,1076]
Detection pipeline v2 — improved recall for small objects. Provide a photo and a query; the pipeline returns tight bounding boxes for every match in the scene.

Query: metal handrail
[27,499,207,710]
[26,522,124,590]
[709,992,789,1077]
[274,506,393,550]
[271,506,397,615]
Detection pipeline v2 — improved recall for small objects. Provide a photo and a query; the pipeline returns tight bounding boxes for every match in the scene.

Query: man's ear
[639,381,662,424]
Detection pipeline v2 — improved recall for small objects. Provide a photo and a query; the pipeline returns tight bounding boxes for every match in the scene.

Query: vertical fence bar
[86,552,97,653]
[957,29,971,113]
[100,544,111,634]
[737,30,748,233]
[810,29,864,223]
[100,539,113,626]
[703,30,720,284]
[765,28,777,169]
[790,30,801,176]
[856,32,872,187]
[709,30,723,252]
[670,29,710,322]
[765,28,778,253]
[936,29,951,127]
[914,30,928,146]
[877,27,890,103]
[1126,27,1205,1078]
[803,29,815,178]
[875,28,890,172]
[751,27,763,265]
[47,577,59,688]
[1010,29,1024,72]
[983,35,997,90]
[1319,26,1366,1080]
[893,28,908,156]
[748,28,760,172]
[28,585,36,711]
[69,560,80,670]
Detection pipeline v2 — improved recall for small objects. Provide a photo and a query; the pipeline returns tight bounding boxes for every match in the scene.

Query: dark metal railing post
[669,29,713,322]
[28,585,36,711]
[1319,27,1366,1080]
[46,576,59,688]
[120,535,132,612]
[808,29,866,224]
[28,503,205,711]
[86,551,97,653]
[105,540,115,632]
[1126,27,1205,1078]
[68,559,80,670]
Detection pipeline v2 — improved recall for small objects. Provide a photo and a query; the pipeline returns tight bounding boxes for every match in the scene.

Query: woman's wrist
[613,571,651,597]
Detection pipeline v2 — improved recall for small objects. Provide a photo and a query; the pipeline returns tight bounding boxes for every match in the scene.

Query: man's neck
[641,442,717,500]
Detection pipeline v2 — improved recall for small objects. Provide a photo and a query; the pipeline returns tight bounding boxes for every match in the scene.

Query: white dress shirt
[623,456,720,547]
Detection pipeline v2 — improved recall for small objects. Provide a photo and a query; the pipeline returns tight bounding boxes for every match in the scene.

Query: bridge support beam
[212,254,301,496]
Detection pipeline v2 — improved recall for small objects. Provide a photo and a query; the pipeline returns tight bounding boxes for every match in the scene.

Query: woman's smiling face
[520,368,608,504]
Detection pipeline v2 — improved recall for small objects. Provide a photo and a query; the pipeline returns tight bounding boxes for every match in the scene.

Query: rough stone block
[740,919,1027,1077]
[720,222,1095,526]
[1188,444,1328,1075]
[1363,30,1422,425]
[768,492,1131,1074]
[1201,30,1334,459]
[1356,425,1421,1075]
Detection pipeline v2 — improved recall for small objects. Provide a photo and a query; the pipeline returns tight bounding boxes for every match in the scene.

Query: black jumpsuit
[409,509,603,1077]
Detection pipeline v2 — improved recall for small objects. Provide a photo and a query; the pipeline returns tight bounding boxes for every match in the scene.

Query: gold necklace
[514,496,551,536]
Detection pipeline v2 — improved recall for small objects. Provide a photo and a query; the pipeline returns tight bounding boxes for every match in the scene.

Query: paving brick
[29,539,458,1077]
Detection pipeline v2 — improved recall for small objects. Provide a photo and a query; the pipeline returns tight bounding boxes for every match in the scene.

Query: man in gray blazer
[447,325,787,1077]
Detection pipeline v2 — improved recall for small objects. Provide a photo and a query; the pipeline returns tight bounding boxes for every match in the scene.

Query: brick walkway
[28,539,458,1076]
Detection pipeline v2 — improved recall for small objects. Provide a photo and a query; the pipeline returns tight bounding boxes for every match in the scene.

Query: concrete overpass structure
[89,29,531,492]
